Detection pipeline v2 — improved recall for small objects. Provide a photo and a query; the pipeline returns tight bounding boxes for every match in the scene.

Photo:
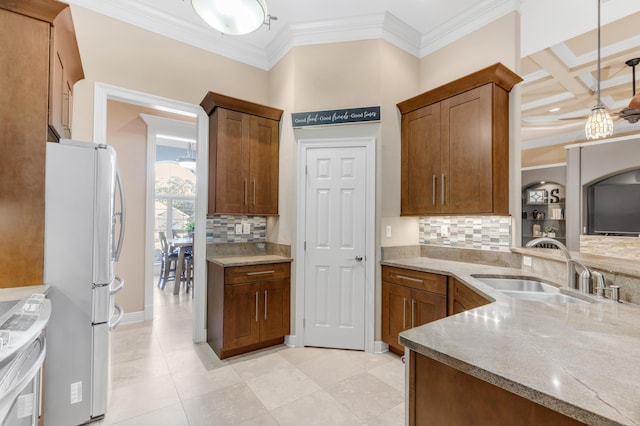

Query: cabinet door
[0,8,50,287]
[248,115,279,215]
[223,282,260,351]
[401,103,442,215]
[411,289,447,328]
[441,84,493,214]
[449,278,491,313]
[212,108,250,214]
[381,281,411,354]
[259,278,290,341]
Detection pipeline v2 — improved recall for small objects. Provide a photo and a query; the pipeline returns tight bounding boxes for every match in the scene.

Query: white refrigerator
[43,139,126,425]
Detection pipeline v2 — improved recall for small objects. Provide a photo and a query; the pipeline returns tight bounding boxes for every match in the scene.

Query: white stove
[0,295,50,426]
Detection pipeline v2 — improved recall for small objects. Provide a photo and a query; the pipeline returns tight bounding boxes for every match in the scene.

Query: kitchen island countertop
[384,256,640,426]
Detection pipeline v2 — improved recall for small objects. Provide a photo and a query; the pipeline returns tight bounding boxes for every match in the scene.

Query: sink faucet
[525,237,592,293]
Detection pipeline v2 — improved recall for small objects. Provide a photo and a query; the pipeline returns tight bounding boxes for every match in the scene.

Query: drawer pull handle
[246,270,276,276]
[411,299,416,327]
[402,297,407,329]
[395,274,423,284]
[264,290,268,320]
[441,174,445,205]
[255,291,259,322]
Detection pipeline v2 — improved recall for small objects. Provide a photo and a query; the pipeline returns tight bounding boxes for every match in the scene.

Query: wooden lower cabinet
[381,266,447,355]
[448,277,491,314]
[208,261,290,359]
[409,351,584,426]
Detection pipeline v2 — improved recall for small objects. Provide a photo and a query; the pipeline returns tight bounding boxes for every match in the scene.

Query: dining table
[169,236,193,294]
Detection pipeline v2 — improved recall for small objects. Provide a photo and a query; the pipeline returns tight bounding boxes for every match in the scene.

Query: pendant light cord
[597,0,602,106]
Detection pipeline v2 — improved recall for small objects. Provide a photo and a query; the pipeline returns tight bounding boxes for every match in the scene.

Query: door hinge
[305,165,308,175]
[303,318,306,328]
[304,241,306,250]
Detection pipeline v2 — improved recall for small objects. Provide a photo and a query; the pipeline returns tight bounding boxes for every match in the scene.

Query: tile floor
[96,288,406,425]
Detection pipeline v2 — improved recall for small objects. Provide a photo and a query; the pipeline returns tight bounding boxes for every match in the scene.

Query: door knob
[354,256,363,262]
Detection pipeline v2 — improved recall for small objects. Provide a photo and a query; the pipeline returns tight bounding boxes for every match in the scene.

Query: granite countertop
[385,257,640,425]
[0,285,50,303]
[208,254,293,267]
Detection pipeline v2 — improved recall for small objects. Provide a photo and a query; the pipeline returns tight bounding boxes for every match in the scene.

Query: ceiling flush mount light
[585,0,614,140]
[191,0,273,35]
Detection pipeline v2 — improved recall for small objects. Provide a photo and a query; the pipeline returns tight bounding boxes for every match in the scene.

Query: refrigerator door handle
[113,169,126,262]
[111,275,125,295]
[109,303,124,331]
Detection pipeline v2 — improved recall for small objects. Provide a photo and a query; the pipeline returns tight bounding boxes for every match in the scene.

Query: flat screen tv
[588,184,640,235]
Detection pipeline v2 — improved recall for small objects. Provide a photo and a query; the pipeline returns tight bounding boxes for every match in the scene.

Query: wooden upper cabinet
[401,103,441,215]
[0,0,83,288]
[48,5,84,141]
[201,92,283,216]
[398,63,521,216]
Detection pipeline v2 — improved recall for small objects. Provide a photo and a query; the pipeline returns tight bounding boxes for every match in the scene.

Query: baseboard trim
[121,310,145,325]
[374,340,389,354]
[284,334,300,347]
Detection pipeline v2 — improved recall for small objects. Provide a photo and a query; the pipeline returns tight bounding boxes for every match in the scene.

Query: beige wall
[419,13,520,91]
[69,5,269,142]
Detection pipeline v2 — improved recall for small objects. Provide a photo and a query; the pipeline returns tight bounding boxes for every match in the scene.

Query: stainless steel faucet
[525,237,592,293]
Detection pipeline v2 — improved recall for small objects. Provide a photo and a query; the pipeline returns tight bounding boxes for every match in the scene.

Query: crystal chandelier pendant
[585,104,614,139]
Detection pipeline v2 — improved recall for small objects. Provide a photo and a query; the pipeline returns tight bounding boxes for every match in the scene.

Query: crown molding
[69,0,519,71]
[420,0,521,57]
[265,12,421,68]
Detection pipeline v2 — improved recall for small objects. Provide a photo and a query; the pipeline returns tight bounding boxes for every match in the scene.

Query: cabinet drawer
[225,262,291,284]
[382,266,447,295]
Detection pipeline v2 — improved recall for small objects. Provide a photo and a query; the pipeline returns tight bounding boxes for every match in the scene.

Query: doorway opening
[94,83,208,342]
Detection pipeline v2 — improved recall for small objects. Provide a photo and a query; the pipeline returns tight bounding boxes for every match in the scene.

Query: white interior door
[304,146,367,350]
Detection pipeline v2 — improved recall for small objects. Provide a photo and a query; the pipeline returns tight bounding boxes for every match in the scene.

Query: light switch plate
[523,256,532,267]
[235,224,242,234]
[242,222,251,235]
[385,225,391,238]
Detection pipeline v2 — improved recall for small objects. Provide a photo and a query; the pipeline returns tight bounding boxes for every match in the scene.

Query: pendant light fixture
[191,0,268,35]
[585,0,614,139]
[177,142,196,173]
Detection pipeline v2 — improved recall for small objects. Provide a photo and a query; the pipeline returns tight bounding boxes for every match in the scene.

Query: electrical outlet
[385,225,391,238]
[242,222,251,235]
[235,224,242,234]
[441,225,449,237]
[523,256,532,267]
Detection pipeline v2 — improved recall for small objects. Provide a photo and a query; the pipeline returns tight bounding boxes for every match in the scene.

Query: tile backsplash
[206,215,267,243]
[420,216,512,251]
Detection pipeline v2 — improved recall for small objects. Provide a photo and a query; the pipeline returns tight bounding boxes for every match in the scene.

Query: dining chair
[158,231,178,290]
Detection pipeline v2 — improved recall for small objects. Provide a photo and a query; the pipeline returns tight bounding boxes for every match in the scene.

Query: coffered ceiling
[64,0,640,149]
[520,11,640,149]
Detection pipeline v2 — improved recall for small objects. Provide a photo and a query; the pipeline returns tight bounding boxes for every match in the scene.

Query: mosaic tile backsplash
[419,216,512,251]
[205,215,267,243]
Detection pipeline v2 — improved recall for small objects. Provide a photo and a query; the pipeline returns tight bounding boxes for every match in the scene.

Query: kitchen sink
[473,277,551,292]
[499,290,587,304]
[472,276,588,304]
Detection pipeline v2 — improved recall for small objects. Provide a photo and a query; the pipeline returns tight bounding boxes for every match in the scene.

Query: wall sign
[291,106,381,128]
